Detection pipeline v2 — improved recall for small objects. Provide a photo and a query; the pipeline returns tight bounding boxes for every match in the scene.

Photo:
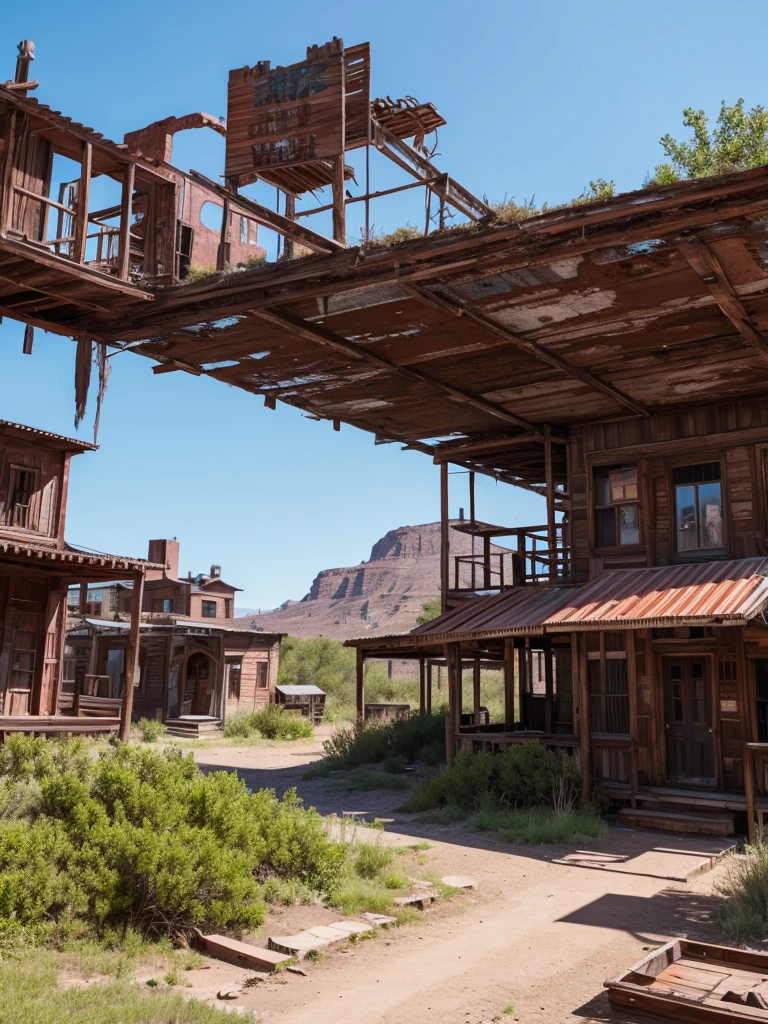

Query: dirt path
[191,738,731,1024]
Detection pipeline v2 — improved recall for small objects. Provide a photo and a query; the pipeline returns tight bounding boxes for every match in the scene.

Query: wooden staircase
[164,716,222,739]
[619,806,736,837]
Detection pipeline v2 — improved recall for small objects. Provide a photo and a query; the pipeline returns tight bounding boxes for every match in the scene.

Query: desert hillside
[232,521,502,640]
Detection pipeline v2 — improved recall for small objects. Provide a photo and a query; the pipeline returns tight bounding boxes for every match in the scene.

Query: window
[225,659,242,700]
[593,466,639,548]
[587,633,629,734]
[162,598,173,613]
[5,467,37,529]
[201,600,217,618]
[256,661,269,689]
[240,216,248,244]
[673,462,724,554]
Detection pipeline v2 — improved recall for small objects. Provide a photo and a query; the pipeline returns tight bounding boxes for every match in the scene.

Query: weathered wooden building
[11,37,768,828]
[66,616,283,735]
[0,419,161,737]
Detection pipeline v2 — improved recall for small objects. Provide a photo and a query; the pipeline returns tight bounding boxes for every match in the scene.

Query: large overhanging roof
[21,164,768,485]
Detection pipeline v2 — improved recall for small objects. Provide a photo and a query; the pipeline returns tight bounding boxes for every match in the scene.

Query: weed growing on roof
[0,735,345,937]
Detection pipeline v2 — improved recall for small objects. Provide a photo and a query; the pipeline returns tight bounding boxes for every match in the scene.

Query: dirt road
[191,736,731,1024]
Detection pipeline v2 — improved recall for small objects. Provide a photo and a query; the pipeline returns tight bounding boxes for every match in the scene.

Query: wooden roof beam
[677,238,768,363]
[249,308,541,435]
[400,283,651,418]
[431,431,567,460]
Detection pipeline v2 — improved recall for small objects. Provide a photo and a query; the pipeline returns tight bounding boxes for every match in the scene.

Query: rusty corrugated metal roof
[546,557,768,631]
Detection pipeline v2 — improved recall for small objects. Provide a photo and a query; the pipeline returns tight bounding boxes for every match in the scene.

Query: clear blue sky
[3,0,765,608]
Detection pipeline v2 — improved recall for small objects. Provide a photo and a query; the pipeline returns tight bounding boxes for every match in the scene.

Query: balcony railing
[452,523,570,593]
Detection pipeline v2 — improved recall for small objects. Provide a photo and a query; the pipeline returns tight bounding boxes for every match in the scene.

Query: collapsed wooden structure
[7,37,768,828]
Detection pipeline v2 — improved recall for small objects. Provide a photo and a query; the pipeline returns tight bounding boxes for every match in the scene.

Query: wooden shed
[275,684,326,724]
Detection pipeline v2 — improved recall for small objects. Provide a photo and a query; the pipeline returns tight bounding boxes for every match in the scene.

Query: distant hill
[231,521,504,640]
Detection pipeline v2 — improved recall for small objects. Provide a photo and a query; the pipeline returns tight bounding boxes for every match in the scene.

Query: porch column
[575,633,592,802]
[544,637,553,734]
[419,658,426,713]
[440,462,449,613]
[78,581,88,615]
[504,638,515,730]
[356,647,365,720]
[473,654,481,715]
[118,161,135,281]
[544,423,557,582]
[120,571,144,741]
[445,642,461,766]
[426,660,433,714]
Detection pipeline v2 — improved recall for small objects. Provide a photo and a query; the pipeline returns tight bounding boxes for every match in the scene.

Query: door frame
[657,651,720,789]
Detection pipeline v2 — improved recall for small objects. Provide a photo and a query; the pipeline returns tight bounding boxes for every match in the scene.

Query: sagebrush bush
[0,736,345,937]
[354,843,394,880]
[134,718,167,743]
[715,840,768,942]
[223,705,312,741]
[322,710,446,769]
[402,742,582,814]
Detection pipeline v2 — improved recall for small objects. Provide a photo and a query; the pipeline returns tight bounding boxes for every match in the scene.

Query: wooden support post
[426,661,433,714]
[283,193,295,260]
[419,658,426,713]
[73,141,92,265]
[544,638,553,734]
[504,639,515,730]
[445,643,461,766]
[626,630,639,801]
[544,424,556,582]
[120,571,144,741]
[483,535,491,589]
[216,197,230,271]
[745,743,756,844]
[356,647,365,720]
[331,157,346,244]
[0,110,17,236]
[575,633,592,803]
[440,462,449,613]
[118,161,135,281]
[518,642,528,729]
[22,323,34,354]
[78,581,88,615]
[473,654,481,715]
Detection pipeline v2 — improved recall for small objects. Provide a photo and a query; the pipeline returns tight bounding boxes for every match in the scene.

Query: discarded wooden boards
[393,891,436,909]
[192,931,293,972]
[605,939,768,1021]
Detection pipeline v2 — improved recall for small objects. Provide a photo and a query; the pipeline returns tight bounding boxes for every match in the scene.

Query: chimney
[210,564,221,578]
[459,507,465,521]
[147,538,180,580]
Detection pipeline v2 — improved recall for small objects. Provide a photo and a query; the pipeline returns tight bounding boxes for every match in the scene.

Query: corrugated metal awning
[547,557,768,631]
[276,685,325,696]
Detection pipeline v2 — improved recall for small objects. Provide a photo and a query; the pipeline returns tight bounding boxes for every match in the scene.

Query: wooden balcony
[450,522,571,597]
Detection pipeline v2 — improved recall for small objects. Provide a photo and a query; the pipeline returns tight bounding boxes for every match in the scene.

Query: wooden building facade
[66,618,283,733]
[0,420,161,739]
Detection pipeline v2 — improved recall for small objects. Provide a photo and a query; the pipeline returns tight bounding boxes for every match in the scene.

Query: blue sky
[3,0,766,608]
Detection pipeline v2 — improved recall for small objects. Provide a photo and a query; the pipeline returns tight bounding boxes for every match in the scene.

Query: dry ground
[178,732,736,1024]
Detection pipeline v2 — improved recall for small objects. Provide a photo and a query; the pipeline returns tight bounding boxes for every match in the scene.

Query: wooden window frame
[225,658,242,700]
[668,455,728,562]
[586,633,630,738]
[3,464,39,532]
[256,661,269,689]
[587,460,643,557]
[200,600,217,618]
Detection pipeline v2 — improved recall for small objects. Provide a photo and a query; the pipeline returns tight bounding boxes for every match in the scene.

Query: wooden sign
[226,39,353,187]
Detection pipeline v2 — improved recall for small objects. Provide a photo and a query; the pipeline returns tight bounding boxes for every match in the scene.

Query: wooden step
[619,807,735,837]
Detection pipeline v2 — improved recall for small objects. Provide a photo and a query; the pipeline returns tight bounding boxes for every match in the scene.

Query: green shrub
[715,841,768,943]
[322,711,446,769]
[402,742,582,814]
[134,718,167,744]
[0,736,345,937]
[354,842,394,880]
[223,705,312,741]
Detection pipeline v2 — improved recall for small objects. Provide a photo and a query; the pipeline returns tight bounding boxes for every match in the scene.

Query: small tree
[654,99,768,183]
[416,597,442,625]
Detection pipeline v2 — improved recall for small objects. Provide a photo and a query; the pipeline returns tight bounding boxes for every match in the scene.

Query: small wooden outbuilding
[274,684,326,724]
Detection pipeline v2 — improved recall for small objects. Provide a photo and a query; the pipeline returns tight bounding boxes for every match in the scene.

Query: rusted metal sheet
[547,557,768,630]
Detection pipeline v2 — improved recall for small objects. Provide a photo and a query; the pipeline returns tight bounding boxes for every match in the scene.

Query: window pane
[699,482,723,548]
[595,508,616,547]
[676,484,697,550]
[594,468,611,506]
[619,504,639,545]
[610,468,637,503]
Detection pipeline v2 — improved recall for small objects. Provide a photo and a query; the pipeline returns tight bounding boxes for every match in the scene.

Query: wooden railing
[451,523,571,592]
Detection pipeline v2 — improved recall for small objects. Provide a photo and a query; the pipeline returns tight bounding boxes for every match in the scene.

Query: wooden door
[663,657,715,786]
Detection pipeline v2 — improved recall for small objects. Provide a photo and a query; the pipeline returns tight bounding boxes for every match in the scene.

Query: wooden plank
[678,239,768,364]
[188,170,345,254]
[401,282,651,417]
[440,462,449,613]
[252,308,540,434]
[117,161,135,281]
